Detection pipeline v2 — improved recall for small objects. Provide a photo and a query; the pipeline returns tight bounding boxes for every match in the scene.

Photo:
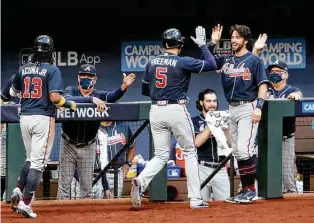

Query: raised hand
[211,24,223,44]
[190,26,207,47]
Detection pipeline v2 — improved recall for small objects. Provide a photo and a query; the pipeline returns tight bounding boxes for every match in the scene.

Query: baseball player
[131,26,217,209]
[57,64,135,200]
[192,88,231,201]
[208,24,269,203]
[9,35,76,218]
[266,60,303,193]
[97,121,136,198]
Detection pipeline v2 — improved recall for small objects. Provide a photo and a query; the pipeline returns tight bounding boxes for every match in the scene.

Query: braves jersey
[62,86,126,143]
[142,50,216,100]
[192,114,224,163]
[98,122,135,167]
[11,63,63,116]
[213,51,268,101]
[1,74,20,104]
[267,85,301,136]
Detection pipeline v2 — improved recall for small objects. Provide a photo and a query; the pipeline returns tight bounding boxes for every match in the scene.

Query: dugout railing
[1,102,168,202]
[1,99,314,202]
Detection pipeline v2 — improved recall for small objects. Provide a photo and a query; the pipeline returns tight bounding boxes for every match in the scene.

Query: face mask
[79,78,94,90]
[268,72,283,84]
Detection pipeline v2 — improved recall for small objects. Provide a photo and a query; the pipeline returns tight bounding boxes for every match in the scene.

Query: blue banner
[301,101,314,114]
[121,41,163,72]
[259,38,306,69]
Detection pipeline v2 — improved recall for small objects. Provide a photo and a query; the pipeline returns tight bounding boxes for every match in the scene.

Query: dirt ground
[1,197,314,223]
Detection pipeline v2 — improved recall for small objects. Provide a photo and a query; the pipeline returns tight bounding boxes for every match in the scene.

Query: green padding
[258,100,295,198]
[6,124,26,202]
[138,102,151,120]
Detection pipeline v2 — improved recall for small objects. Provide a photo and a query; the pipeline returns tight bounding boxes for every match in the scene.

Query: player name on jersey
[150,58,177,67]
[21,66,48,76]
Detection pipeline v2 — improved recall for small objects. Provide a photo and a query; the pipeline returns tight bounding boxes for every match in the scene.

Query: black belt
[283,133,295,140]
[61,133,96,148]
[152,99,187,106]
[198,160,220,168]
[229,100,253,106]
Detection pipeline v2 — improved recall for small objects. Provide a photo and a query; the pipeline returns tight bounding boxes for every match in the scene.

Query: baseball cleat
[17,201,37,218]
[11,187,23,212]
[130,177,142,208]
[234,188,257,203]
[190,199,209,209]
[224,190,245,204]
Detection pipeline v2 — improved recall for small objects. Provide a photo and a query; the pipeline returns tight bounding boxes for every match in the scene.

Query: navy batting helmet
[34,35,54,53]
[162,28,185,49]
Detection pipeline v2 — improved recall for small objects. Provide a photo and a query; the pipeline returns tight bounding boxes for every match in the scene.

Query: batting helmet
[34,35,54,53]
[162,28,185,49]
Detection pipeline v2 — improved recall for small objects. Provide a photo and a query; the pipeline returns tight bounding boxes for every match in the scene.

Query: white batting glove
[254,33,268,50]
[190,26,206,47]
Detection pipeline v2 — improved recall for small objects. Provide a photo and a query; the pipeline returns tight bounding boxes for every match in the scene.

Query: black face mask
[268,72,283,84]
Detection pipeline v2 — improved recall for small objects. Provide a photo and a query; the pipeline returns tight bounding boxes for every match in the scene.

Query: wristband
[125,160,133,167]
[256,98,264,110]
[56,96,66,107]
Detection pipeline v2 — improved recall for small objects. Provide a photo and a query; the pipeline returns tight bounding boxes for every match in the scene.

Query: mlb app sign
[121,41,163,72]
[19,48,101,66]
[259,38,306,69]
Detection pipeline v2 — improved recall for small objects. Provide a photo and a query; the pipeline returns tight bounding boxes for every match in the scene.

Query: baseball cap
[79,64,96,76]
[267,60,288,72]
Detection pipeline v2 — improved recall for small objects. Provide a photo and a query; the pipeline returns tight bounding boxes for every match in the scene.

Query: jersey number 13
[23,77,43,99]
[155,67,167,88]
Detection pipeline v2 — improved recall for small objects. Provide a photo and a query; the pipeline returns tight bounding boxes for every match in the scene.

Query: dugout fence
[1,99,314,203]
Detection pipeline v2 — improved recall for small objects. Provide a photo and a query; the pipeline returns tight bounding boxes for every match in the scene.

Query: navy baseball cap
[267,60,288,72]
[79,64,96,76]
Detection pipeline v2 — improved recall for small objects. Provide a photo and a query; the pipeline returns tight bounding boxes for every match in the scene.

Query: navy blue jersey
[142,47,216,100]
[267,85,301,136]
[11,63,63,116]
[213,51,268,101]
[192,114,225,163]
[1,74,20,104]
[62,86,126,143]
[98,122,135,167]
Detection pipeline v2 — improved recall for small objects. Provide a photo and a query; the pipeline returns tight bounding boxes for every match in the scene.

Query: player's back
[16,62,62,117]
[146,53,192,101]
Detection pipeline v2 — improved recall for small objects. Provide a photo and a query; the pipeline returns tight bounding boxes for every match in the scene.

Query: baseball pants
[57,138,96,199]
[70,169,124,199]
[229,102,258,161]
[138,104,202,200]
[20,115,55,172]
[282,136,297,193]
[198,164,230,201]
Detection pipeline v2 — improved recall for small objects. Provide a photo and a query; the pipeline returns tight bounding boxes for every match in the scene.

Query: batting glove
[190,26,206,48]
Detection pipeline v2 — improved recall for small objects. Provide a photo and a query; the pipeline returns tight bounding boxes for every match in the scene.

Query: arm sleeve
[11,72,22,93]
[142,63,150,96]
[254,58,269,86]
[181,50,217,74]
[64,86,93,103]
[1,75,16,101]
[48,68,64,94]
[98,88,126,102]
[205,43,226,70]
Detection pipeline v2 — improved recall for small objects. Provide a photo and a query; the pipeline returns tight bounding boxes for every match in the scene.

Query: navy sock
[237,158,256,191]
[23,169,42,205]
[17,161,31,191]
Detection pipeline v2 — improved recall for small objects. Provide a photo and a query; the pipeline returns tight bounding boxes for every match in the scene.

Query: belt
[229,100,253,106]
[283,133,295,140]
[198,160,220,168]
[61,133,96,148]
[152,99,187,106]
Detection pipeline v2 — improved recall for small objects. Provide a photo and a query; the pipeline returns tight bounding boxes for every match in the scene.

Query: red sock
[248,184,255,192]
[16,184,24,192]
[23,196,32,205]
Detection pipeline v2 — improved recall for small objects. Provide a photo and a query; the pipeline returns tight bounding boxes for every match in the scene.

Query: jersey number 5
[155,67,167,88]
[23,77,43,99]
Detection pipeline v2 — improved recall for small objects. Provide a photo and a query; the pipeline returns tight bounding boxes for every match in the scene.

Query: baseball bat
[200,153,232,189]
